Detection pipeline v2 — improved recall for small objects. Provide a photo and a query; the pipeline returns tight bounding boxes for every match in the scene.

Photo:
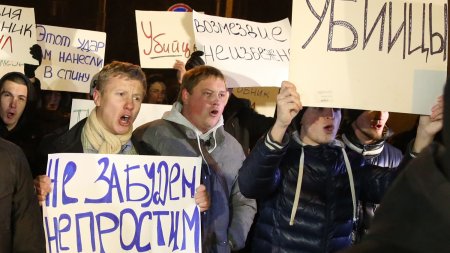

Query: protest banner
[0,4,38,65]
[69,99,172,129]
[43,153,202,252]
[34,24,106,93]
[232,87,278,117]
[290,0,448,114]
[135,11,195,68]
[193,11,291,88]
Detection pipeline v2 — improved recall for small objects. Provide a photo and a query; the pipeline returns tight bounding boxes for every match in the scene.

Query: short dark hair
[185,51,205,71]
[0,72,36,105]
[96,61,147,95]
[177,65,225,104]
[147,74,166,86]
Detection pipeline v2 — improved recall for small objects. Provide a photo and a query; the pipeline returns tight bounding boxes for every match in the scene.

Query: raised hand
[271,81,302,143]
[173,60,186,84]
[413,95,444,153]
[24,44,43,78]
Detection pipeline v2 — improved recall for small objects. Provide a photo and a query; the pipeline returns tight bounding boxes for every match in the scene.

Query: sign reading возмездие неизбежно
[135,10,291,87]
[43,153,202,253]
[290,0,448,114]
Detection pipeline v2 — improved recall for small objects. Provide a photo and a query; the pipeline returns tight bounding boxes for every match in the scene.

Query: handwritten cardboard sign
[289,0,448,114]
[69,99,172,129]
[193,11,291,88]
[0,59,23,77]
[43,153,202,252]
[34,24,106,93]
[136,11,195,68]
[232,87,278,117]
[0,4,38,64]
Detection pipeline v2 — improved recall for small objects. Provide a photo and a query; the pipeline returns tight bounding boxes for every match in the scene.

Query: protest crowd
[1,1,450,253]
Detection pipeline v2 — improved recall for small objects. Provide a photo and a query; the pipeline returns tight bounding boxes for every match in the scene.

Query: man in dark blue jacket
[341,80,449,253]
[341,106,442,242]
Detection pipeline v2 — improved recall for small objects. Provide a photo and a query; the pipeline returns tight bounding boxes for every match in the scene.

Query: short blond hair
[96,61,147,95]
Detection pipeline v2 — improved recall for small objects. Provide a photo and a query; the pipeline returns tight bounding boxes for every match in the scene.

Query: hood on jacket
[288,131,357,226]
[0,72,38,136]
[163,102,224,153]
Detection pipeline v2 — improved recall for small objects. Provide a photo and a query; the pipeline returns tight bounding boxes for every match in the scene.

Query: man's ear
[93,89,101,106]
[181,88,190,104]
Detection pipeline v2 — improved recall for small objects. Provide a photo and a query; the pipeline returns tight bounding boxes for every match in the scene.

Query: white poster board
[0,60,23,77]
[136,11,195,68]
[69,99,172,129]
[43,153,201,252]
[289,0,448,114]
[193,11,291,88]
[0,5,38,64]
[35,24,106,93]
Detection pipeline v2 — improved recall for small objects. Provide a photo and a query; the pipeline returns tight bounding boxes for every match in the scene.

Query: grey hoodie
[133,102,256,252]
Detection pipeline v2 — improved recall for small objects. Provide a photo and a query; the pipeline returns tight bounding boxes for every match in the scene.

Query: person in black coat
[0,137,45,252]
[0,71,40,177]
[223,93,274,155]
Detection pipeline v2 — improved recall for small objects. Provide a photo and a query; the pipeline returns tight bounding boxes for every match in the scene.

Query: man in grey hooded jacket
[133,65,256,253]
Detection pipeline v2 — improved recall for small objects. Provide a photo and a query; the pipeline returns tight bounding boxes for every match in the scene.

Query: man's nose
[10,97,18,108]
[210,93,220,103]
[324,108,335,118]
[124,97,135,109]
[373,111,382,120]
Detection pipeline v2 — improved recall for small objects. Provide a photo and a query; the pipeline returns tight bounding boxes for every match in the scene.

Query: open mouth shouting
[370,120,383,129]
[209,108,220,117]
[7,111,16,119]
[119,114,132,126]
[323,124,335,134]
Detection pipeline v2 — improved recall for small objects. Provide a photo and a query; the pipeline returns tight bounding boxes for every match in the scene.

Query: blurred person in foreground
[0,136,45,252]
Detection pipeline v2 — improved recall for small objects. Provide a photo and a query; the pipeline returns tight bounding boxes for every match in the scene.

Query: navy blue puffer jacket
[239,134,400,253]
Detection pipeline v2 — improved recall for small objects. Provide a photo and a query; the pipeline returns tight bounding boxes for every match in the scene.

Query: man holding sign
[34,60,150,205]
[34,61,210,208]
[133,65,257,253]
[35,61,209,252]
[238,82,443,252]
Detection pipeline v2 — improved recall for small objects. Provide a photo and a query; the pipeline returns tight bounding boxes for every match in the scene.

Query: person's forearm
[412,131,434,154]
[270,120,289,144]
